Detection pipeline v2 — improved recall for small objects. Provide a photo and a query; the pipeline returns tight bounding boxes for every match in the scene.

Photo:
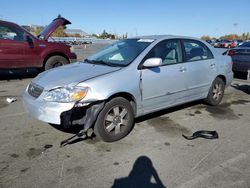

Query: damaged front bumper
[23,90,104,130]
[60,101,104,130]
[23,90,75,125]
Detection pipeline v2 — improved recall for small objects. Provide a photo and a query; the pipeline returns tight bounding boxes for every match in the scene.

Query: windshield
[87,39,154,66]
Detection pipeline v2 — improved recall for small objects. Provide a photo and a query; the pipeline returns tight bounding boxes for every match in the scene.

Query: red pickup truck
[0,17,77,70]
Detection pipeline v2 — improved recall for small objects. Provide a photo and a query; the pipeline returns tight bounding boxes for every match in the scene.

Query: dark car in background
[228,41,250,80]
[0,17,77,70]
[234,40,244,46]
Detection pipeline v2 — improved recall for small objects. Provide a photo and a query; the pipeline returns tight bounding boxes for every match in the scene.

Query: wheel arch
[43,52,70,68]
[106,92,137,116]
[217,74,226,84]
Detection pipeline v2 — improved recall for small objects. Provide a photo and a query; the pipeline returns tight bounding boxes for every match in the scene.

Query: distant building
[65,29,90,37]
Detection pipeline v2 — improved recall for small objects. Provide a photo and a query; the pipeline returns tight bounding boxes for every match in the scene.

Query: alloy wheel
[104,105,129,135]
[212,83,223,101]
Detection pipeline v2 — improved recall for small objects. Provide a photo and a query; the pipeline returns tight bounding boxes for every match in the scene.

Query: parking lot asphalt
[0,72,249,188]
[0,46,248,188]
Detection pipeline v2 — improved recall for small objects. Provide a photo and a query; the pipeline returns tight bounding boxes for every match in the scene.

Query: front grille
[28,83,44,98]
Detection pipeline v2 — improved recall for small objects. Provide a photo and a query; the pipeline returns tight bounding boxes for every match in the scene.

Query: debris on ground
[6,97,17,103]
[182,130,219,140]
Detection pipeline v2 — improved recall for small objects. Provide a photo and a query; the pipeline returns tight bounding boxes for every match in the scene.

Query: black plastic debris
[60,128,94,147]
[182,130,219,140]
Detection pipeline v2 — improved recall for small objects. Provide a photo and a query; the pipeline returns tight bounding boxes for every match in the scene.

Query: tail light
[228,50,236,56]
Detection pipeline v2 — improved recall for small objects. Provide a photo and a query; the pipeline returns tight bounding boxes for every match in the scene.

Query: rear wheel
[44,56,69,70]
[205,77,225,106]
[94,97,134,142]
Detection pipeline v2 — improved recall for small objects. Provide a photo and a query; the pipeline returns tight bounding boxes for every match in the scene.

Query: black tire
[94,97,134,142]
[205,77,225,106]
[44,56,69,71]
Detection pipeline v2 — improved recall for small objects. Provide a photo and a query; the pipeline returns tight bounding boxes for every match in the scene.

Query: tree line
[31,27,120,39]
[30,25,250,40]
[201,32,250,41]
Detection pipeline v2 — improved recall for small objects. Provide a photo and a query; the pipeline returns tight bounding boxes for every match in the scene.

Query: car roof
[130,35,202,40]
[0,20,12,24]
[0,20,19,27]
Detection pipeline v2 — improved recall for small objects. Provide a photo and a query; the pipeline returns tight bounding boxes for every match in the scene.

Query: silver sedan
[23,35,233,142]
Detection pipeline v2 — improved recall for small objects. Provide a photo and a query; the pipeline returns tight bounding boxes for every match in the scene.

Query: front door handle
[179,66,187,72]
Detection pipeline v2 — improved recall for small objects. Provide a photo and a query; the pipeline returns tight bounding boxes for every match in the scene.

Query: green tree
[51,26,68,37]
[92,34,99,38]
[220,34,240,40]
[33,28,43,36]
[74,33,81,38]
[242,32,250,40]
[201,35,211,40]
[99,29,109,39]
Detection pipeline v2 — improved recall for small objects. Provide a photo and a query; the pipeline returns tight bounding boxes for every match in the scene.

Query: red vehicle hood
[38,17,71,40]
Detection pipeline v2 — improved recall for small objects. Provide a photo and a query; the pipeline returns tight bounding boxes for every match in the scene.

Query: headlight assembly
[43,86,88,103]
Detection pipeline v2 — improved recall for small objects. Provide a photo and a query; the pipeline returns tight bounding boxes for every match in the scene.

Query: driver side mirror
[25,35,34,48]
[143,58,162,68]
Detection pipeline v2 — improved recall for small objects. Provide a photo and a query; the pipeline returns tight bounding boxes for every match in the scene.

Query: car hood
[32,62,121,90]
[38,17,71,40]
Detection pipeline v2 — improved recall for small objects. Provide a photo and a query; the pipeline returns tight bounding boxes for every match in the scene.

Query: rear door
[141,39,187,113]
[181,39,217,100]
[0,24,27,68]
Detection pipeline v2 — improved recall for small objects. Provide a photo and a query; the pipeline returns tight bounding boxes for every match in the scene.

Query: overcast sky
[1,0,250,37]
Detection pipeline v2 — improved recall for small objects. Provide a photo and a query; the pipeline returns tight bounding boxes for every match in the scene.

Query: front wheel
[94,97,134,142]
[205,77,225,106]
[44,56,69,71]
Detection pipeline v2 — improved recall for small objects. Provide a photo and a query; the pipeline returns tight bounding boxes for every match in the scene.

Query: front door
[0,24,27,68]
[141,39,187,113]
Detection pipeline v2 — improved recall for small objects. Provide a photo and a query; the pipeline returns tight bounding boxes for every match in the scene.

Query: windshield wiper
[84,59,93,64]
[84,59,122,67]
[92,60,118,67]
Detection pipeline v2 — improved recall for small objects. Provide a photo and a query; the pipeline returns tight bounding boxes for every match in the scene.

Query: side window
[183,40,213,62]
[145,40,182,65]
[0,24,25,41]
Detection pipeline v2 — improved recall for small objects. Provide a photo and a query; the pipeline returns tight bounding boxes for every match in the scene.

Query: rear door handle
[210,62,216,67]
[179,66,187,72]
